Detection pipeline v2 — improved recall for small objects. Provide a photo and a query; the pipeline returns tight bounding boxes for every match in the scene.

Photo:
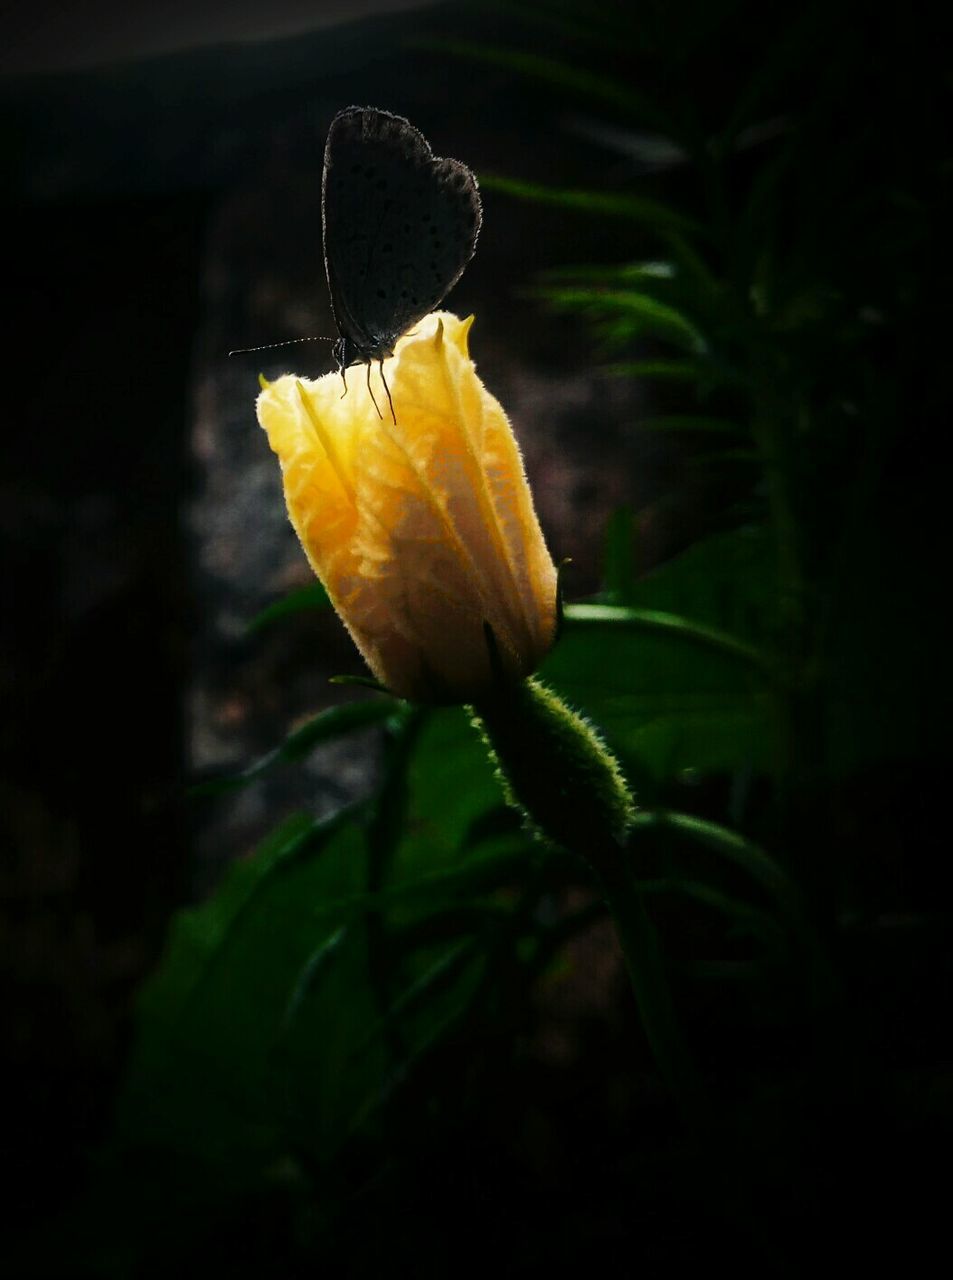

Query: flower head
[257,312,557,703]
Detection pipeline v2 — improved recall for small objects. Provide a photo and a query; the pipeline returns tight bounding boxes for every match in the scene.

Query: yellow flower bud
[256,312,558,703]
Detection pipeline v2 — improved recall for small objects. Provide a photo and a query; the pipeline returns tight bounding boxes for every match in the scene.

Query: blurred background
[1,1,949,1275]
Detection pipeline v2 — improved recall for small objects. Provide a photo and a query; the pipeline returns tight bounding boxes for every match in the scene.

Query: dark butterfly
[322,106,482,421]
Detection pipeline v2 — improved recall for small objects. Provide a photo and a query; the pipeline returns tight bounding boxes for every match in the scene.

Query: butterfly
[321,106,482,421]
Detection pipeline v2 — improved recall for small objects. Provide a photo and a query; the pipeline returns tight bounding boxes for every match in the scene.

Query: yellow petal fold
[257,312,558,703]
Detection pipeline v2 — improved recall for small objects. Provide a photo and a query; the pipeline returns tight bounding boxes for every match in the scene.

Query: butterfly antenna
[379,359,397,425]
[227,336,334,357]
[365,362,383,421]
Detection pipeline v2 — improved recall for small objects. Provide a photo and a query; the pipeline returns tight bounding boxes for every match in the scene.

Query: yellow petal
[257,312,557,703]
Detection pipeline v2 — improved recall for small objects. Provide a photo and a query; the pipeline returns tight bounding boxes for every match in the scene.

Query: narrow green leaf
[245,582,329,633]
[605,358,713,381]
[366,708,427,887]
[416,38,681,137]
[349,937,483,1060]
[328,674,391,692]
[343,944,486,1138]
[133,805,362,1036]
[602,505,638,604]
[540,285,708,354]
[563,602,775,680]
[630,812,807,942]
[659,231,723,302]
[279,926,349,1035]
[543,528,784,782]
[643,877,788,953]
[690,448,760,467]
[633,811,839,1006]
[636,415,744,435]
[481,174,704,240]
[295,845,536,924]
[541,260,677,284]
[189,699,403,798]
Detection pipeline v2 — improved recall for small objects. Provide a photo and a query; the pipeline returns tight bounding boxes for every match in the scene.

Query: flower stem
[470,676,707,1135]
[591,851,709,1137]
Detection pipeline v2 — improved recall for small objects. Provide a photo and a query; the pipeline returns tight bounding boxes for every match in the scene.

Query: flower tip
[258,372,271,390]
[452,313,475,358]
[433,317,445,349]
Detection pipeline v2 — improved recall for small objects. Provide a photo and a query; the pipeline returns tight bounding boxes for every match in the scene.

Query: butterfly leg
[339,365,349,400]
[379,359,397,425]
[365,360,383,420]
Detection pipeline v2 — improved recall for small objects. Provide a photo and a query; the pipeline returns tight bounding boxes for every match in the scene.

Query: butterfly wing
[322,106,482,365]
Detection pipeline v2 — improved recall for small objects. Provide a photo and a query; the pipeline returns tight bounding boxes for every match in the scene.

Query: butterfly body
[322,106,482,387]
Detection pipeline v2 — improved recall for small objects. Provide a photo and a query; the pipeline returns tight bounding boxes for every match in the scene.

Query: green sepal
[469,676,635,863]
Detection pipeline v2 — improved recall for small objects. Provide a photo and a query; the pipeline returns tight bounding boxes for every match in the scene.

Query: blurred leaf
[545,249,724,302]
[621,524,777,637]
[564,603,773,676]
[392,706,508,877]
[541,285,708,353]
[603,357,741,397]
[420,38,680,136]
[475,0,611,49]
[602,504,637,603]
[189,698,404,798]
[482,174,704,240]
[548,527,782,781]
[542,259,677,283]
[543,632,778,784]
[607,358,701,379]
[631,811,833,998]
[366,707,427,890]
[646,876,788,955]
[633,811,799,924]
[822,488,947,777]
[274,925,487,1161]
[116,787,524,1199]
[636,414,744,435]
[245,582,329,633]
[116,808,367,1176]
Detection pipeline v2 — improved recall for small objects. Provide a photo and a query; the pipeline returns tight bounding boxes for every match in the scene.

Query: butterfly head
[332,334,396,372]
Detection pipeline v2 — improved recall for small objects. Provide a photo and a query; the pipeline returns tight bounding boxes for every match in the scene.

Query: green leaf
[189,698,404,798]
[116,792,524,1195]
[563,603,774,678]
[274,924,487,1161]
[542,629,778,784]
[390,706,518,884]
[540,285,708,354]
[116,808,367,1175]
[541,246,723,315]
[541,260,677,284]
[606,359,743,400]
[481,174,704,241]
[417,38,681,138]
[632,812,799,923]
[643,876,788,955]
[629,812,833,999]
[620,524,778,637]
[547,528,783,782]
[635,415,744,435]
[607,358,700,378]
[602,505,638,604]
[604,358,739,396]
[245,582,329,633]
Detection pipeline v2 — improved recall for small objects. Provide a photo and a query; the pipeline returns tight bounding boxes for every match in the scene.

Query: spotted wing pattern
[322,106,482,367]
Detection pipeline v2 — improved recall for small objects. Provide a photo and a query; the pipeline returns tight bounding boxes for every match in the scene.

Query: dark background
[1,1,949,1274]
